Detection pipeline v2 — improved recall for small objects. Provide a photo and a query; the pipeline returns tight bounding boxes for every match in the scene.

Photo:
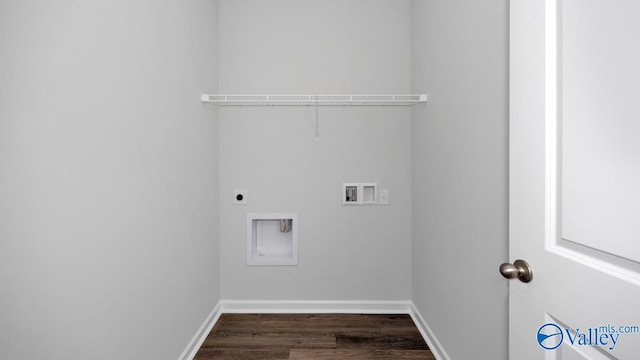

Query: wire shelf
[200,94,427,106]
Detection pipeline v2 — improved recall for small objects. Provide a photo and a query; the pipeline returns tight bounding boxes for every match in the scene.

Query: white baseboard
[178,300,450,360]
[218,299,413,314]
[177,302,222,360]
[409,302,451,360]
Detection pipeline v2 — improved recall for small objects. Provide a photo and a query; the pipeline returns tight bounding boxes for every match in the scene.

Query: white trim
[177,303,222,360]
[219,299,412,314]
[544,0,559,254]
[179,300,450,360]
[409,303,451,360]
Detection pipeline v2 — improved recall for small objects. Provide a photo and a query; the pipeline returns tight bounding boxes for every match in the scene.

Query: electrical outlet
[233,190,248,205]
[379,189,389,205]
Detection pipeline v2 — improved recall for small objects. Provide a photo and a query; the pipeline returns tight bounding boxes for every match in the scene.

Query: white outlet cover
[233,190,248,205]
[379,189,389,205]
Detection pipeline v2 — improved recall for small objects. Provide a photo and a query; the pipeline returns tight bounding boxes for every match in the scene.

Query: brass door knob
[499,259,533,283]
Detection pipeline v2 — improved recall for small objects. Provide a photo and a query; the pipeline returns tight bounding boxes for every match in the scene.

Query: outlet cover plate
[379,189,389,205]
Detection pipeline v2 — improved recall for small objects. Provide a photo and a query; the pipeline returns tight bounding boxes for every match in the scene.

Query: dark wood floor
[194,313,435,360]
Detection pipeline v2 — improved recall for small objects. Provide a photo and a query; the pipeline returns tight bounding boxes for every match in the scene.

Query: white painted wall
[0,1,513,358]
[410,1,509,359]
[0,1,219,359]
[218,0,413,301]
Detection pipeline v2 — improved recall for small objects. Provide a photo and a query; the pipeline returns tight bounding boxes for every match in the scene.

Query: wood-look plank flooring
[194,313,435,360]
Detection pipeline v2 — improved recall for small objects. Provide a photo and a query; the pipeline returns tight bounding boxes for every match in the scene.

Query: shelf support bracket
[314,96,320,142]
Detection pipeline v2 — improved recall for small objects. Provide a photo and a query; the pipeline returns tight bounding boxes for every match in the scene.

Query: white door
[508,0,640,358]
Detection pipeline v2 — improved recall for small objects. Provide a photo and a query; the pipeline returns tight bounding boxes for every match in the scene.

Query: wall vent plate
[233,190,248,205]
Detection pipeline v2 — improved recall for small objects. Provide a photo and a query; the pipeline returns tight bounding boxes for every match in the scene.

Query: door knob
[499,259,533,283]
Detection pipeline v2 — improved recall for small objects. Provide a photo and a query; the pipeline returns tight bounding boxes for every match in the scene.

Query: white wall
[0,1,219,359]
[410,1,509,359]
[218,0,413,301]
[0,1,512,358]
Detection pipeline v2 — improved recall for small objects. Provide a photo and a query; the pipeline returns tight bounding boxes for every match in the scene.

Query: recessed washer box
[247,213,298,266]
[342,183,377,205]
[343,183,360,205]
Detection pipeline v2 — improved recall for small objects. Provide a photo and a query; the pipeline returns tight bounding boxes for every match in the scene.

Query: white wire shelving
[200,94,427,106]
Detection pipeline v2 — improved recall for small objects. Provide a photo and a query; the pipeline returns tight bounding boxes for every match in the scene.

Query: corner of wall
[409,0,509,359]
[177,302,223,360]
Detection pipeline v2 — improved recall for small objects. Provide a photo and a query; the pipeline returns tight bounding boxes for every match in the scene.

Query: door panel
[560,0,640,263]
[545,313,618,360]
[509,0,640,358]
[559,343,615,360]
